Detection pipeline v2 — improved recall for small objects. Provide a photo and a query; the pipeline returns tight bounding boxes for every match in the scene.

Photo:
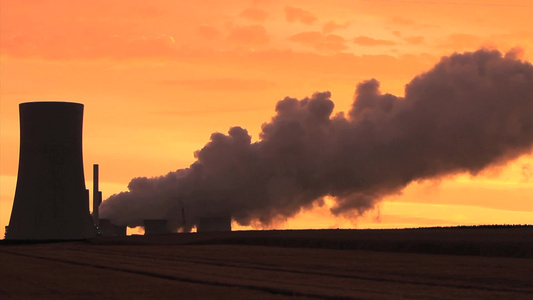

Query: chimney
[93,164,101,227]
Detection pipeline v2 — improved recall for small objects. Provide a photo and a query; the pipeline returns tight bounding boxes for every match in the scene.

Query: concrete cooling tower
[6,102,95,240]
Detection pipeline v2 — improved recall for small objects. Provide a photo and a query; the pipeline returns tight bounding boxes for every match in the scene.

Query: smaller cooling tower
[98,219,126,237]
[197,215,232,232]
[143,219,170,235]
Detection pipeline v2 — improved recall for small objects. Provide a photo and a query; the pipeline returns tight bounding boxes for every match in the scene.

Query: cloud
[505,47,525,60]
[289,31,347,52]
[1,28,179,60]
[322,21,349,34]
[390,16,416,26]
[160,78,275,91]
[227,25,269,45]
[285,6,317,25]
[404,36,425,45]
[239,8,268,22]
[197,25,221,39]
[439,34,485,50]
[353,36,396,46]
[100,49,533,231]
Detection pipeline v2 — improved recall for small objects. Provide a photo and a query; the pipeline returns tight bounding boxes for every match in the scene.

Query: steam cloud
[100,49,533,231]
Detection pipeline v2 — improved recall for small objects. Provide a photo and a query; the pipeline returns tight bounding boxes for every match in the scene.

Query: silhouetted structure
[98,219,126,237]
[143,219,170,235]
[92,164,102,227]
[6,102,95,240]
[197,215,232,232]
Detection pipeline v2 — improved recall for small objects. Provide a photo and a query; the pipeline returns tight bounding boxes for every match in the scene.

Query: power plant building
[6,102,95,240]
[143,219,170,235]
[98,219,127,237]
[197,215,232,232]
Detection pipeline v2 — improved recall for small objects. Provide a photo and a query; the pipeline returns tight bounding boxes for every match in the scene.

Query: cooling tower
[6,102,95,240]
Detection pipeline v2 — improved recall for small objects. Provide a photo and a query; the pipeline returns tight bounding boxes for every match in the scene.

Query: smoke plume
[100,49,533,231]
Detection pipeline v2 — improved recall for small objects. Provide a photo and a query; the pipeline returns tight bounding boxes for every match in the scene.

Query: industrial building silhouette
[197,215,232,232]
[143,219,170,235]
[6,102,95,240]
[98,219,126,237]
[5,101,233,239]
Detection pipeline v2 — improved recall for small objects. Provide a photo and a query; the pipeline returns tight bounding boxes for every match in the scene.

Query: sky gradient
[1,0,532,236]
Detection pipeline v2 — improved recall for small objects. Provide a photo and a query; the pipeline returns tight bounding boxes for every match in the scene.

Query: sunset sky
[1,0,532,237]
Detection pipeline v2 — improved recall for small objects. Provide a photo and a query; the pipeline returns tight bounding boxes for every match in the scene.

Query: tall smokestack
[6,102,95,240]
[93,164,101,227]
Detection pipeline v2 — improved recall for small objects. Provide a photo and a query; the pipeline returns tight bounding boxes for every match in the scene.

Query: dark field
[1,226,532,299]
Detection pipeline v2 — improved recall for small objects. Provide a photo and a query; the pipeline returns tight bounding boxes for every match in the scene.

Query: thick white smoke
[100,49,533,231]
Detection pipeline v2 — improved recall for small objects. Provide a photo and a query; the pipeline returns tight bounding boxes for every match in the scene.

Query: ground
[0,227,532,299]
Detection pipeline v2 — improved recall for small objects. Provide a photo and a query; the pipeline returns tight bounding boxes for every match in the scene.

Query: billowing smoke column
[100,49,533,231]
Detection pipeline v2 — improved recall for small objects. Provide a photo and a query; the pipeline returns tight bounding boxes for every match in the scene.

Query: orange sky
[1,0,532,236]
